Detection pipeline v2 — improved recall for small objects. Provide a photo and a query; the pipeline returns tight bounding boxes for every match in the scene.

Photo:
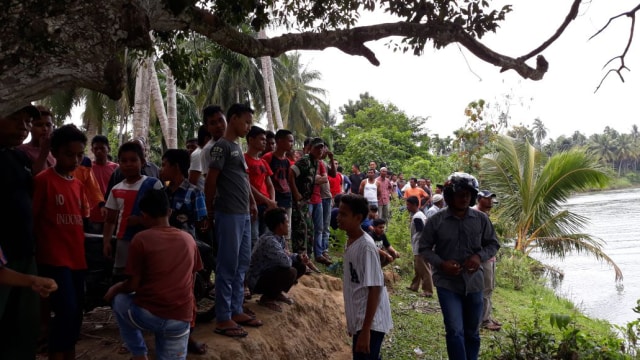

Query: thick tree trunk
[133,58,151,142]
[149,60,170,148]
[166,70,178,149]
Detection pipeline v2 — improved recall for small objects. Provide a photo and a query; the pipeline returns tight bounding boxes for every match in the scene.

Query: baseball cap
[478,190,496,198]
[310,137,325,147]
[3,104,40,120]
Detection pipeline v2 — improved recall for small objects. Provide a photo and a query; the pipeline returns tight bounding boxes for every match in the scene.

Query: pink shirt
[376,176,391,205]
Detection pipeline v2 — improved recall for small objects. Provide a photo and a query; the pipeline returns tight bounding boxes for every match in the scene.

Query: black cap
[310,137,325,147]
[477,190,496,198]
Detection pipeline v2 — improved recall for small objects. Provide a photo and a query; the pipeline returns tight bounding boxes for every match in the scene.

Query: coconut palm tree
[273,52,327,138]
[588,133,616,169]
[531,117,547,148]
[480,135,622,281]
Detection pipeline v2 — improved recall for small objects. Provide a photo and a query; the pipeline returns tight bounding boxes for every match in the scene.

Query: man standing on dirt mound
[419,172,500,360]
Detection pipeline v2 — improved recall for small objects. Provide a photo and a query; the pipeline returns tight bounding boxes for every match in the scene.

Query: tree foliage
[480,135,622,281]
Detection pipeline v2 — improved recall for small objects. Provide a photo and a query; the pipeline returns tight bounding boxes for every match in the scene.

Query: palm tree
[273,52,327,138]
[615,133,635,176]
[480,135,622,281]
[588,133,616,168]
[531,117,547,148]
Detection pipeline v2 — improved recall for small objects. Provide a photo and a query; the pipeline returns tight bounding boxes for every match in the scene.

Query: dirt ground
[46,274,355,360]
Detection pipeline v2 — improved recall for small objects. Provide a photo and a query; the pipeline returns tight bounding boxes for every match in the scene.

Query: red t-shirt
[126,227,203,322]
[244,154,273,203]
[310,161,326,204]
[328,172,343,198]
[105,176,163,239]
[33,168,90,269]
[89,161,118,222]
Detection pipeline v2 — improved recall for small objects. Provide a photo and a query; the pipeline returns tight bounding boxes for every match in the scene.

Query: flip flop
[235,317,263,327]
[258,299,282,312]
[117,345,129,354]
[214,325,248,338]
[187,340,208,354]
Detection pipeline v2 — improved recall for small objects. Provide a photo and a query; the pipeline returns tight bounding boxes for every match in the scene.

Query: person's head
[91,135,110,163]
[0,105,39,147]
[418,178,426,187]
[203,105,226,140]
[431,193,444,208]
[161,149,190,182]
[29,106,54,146]
[139,189,171,225]
[309,137,325,159]
[337,194,369,232]
[476,190,496,213]
[352,164,360,174]
[372,218,386,236]
[117,141,145,179]
[303,137,313,154]
[368,204,378,219]
[337,165,343,173]
[50,124,87,174]
[366,168,376,179]
[391,174,398,182]
[274,129,294,153]
[443,172,479,211]
[380,167,388,178]
[246,125,266,152]
[333,193,343,208]
[369,161,377,170]
[186,138,198,154]
[426,178,432,187]
[226,103,254,138]
[406,195,420,213]
[264,207,289,236]
[265,130,276,153]
[398,173,404,180]
[197,124,211,148]
[409,177,418,188]
[294,149,303,162]
[435,184,444,194]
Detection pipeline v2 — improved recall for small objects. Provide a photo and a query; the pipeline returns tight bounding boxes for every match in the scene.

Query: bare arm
[204,168,220,215]
[188,170,201,186]
[0,268,58,297]
[102,208,118,258]
[289,167,301,202]
[354,286,382,353]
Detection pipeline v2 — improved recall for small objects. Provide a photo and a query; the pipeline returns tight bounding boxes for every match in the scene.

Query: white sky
[288,0,640,140]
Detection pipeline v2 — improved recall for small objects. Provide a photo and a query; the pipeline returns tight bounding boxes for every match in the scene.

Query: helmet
[443,172,479,207]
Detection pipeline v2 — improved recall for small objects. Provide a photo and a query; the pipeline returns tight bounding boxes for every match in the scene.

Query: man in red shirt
[105,189,202,360]
[244,126,276,244]
[88,135,118,233]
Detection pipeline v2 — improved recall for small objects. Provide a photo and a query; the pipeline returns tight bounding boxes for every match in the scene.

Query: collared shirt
[419,207,500,295]
[376,176,391,205]
[246,230,296,291]
[166,179,207,237]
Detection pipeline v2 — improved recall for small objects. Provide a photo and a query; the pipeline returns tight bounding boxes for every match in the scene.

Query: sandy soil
[43,274,356,360]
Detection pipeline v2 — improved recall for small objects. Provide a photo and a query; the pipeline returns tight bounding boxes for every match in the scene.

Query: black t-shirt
[368,231,391,249]
[0,148,35,260]
[349,173,365,194]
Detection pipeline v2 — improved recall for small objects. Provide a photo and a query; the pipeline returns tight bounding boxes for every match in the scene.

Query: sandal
[242,306,256,318]
[257,299,282,312]
[235,317,263,327]
[187,339,208,354]
[275,293,294,305]
[214,325,248,338]
[117,344,129,354]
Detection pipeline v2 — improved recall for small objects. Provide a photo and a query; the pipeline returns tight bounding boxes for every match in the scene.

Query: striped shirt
[342,233,393,335]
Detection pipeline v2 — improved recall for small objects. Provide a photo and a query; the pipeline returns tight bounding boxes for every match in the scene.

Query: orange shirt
[33,168,89,269]
[404,186,429,202]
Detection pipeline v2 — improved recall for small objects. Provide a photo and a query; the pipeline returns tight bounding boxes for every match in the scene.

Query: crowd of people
[0,103,502,360]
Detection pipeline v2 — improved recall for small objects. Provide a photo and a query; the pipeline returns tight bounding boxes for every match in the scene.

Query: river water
[530,187,640,326]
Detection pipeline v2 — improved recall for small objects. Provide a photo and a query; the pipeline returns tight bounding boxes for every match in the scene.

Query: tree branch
[591,4,640,92]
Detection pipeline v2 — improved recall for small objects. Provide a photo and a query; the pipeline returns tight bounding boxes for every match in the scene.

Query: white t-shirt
[189,147,203,173]
[342,233,393,335]
[200,139,216,177]
[410,211,427,255]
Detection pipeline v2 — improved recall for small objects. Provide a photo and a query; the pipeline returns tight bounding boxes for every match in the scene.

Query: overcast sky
[288,0,640,140]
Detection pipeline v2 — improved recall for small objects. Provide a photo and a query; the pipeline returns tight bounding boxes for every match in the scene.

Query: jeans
[352,329,385,360]
[112,293,190,359]
[436,287,483,360]
[321,197,332,253]
[308,202,324,258]
[215,211,252,322]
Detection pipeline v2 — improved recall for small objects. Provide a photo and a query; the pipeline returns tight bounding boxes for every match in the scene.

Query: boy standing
[105,189,202,360]
[205,104,261,337]
[33,124,90,360]
[338,194,393,360]
[406,196,433,297]
[244,126,276,243]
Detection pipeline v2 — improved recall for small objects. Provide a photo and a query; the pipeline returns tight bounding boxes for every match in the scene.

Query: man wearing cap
[424,193,445,218]
[0,105,44,359]
[376,167,393,221]
[289,137,325,270]
[474,190,501,331]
